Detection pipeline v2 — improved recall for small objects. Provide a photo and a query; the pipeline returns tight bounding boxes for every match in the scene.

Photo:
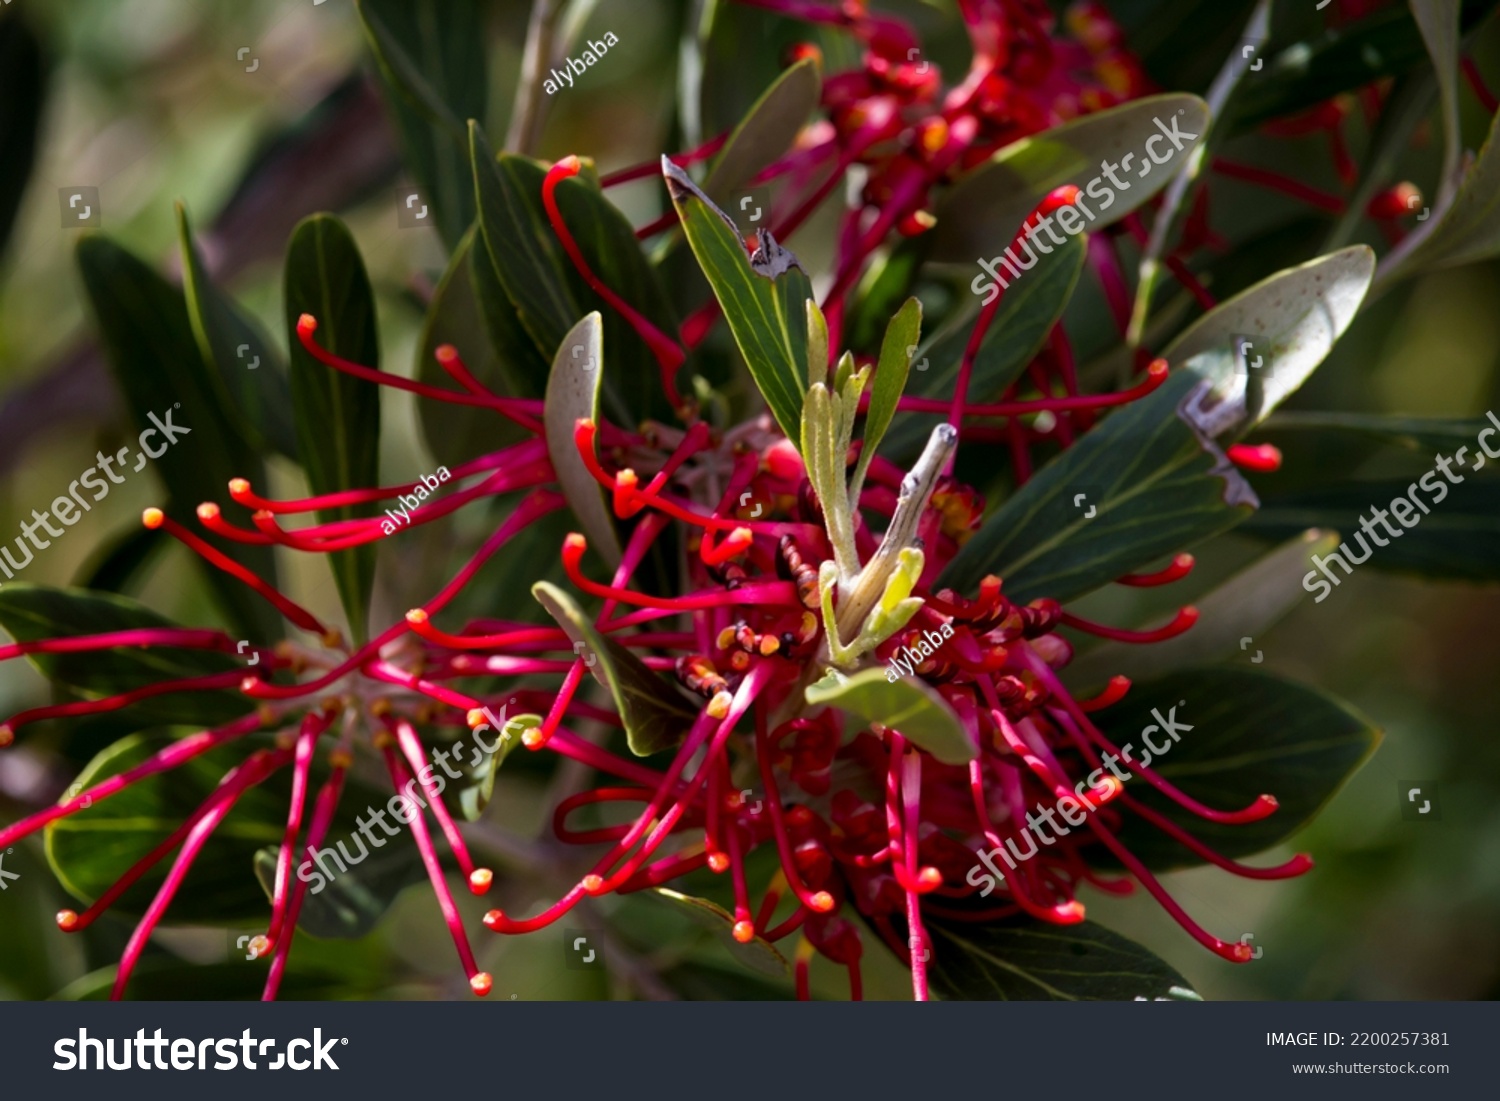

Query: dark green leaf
[0,585,251,725]
[651,888,788,978]
[356,0,485,250]
[1244,476,1500,582]
[1067,530,1341,688]
[469,128,679,424]
[75,235,280,641]
[665,159,812,441]
[72,524,165,596]
[925,915,1201,1001]
[701,58,821,201]
[470,125,580,358]
[253,840,424,941]
[854,297,921,488]
[941,368,1258,602]
[805,668,975,765]
[415,223,531,467]
[456,713,532,821]
[0,8,44,260]
[928,94,1208,264]
[1227,0,1496,133]
[60,956,388,1002]
[175,203,298,460]
[284,214,382,643]
[45,733,286,924]
[882,234,1084,460]
[549,161,682,426]
[1261,411,1489,454]
[532,581,699,757]
[1095,668,1380,869]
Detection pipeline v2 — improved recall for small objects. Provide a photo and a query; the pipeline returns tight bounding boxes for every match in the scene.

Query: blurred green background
[1,0,1498,1000]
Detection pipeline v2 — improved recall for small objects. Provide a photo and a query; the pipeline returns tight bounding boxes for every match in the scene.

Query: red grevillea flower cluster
[0,0,1326,1003]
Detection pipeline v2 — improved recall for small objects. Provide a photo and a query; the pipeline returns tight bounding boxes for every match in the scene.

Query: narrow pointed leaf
[544,312,621,567]
[1094,668,1380,869]
[805,668,975,765]
[470,125,677,424]
[175,204,298,460]
[456,714,533,821]
[701,58,821,200]
[853,297,921,494]
[1262,411,1489,453]
[253,843,424,940]
[882,235,1084,460]
[1066,530,1340,688]
[929,94,1208,263]
[45,733,288,924]
[0,8,44,261]
[532,582,699,757]
[416,224,531,467]
[76,235,280,641]
[355,0,485,250]
[665,159,811,441]
[284,214,382,644]
[925,915,1200,1001]
[941,368,1258,602]
[1243,477,1500,582]
[0,585,251,724]
[652,888,789,977]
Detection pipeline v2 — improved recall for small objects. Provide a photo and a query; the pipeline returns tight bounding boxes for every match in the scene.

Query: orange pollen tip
[320,629,345,649]
[715,626,737,651]
[470,972,494,997]
[0,723,13,747]
[707,691,733,719]
[1093,776,1125,802]
[809,891,835,912]
[228,478,250,495]
[556,154,582,175]
[297,313,318,333]
[368,699,392,717]
[465,708,489,729]
[435,344,458,364]
[482,910,504,929]
[142,508,165,529]
[707,852,731,873]
[249,934,270,957]
[329,749,354,770]
[564,533,588,553]
[320,696,344,715]
[373,731,395,750]
[786,806,814,828]
[57,910,79,931]
[917,866,943,890]
[239,676,260,693]
[758,635,781,656]
[732,920,756,943]
[469,868,494,894]
[196,502,220,521]
[405,608,429,625]
[256,704,277,725]
[581,874,605,894]
[1056,900,1087,921]
[522,727,547,749]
